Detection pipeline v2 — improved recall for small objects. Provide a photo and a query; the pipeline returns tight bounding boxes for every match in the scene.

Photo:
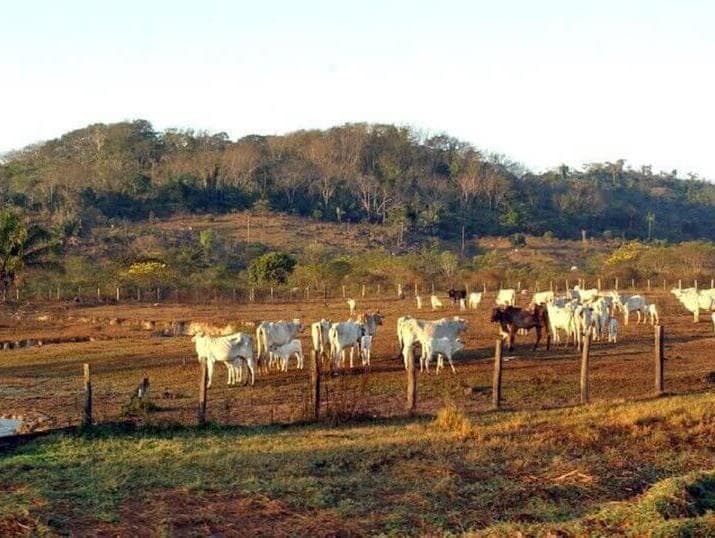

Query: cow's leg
[508,327,515,352]
[447,353,456,374]
[533,327,541,351]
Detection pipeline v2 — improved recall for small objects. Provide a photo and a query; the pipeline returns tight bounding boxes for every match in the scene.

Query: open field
[0,288,713,534]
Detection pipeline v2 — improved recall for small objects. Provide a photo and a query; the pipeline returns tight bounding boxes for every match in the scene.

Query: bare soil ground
[0,288,712,431]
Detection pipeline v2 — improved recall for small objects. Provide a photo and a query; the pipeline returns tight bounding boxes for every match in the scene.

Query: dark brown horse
[491,305,550,352]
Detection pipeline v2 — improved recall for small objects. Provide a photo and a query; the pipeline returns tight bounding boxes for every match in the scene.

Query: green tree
[248,252,296,284]
[0,210,59,291]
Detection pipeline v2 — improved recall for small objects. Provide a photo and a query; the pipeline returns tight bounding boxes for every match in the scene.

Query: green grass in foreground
[0,392,713,536]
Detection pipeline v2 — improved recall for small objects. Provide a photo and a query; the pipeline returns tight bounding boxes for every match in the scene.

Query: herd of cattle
[189,284,715,388]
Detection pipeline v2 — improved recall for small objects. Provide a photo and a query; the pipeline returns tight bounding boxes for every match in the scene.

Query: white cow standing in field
[329,320,365,369]
[256,319,303,371]
[495,289,516,307]
[311,319,331,363]
[613,295,648,325]
[467,292,482,309]
[546,303,576,346]
[672,289,714,323]
[272,339,304,372]
[192,332,256,387]
[397,316,468,369]
[431,295,443,310]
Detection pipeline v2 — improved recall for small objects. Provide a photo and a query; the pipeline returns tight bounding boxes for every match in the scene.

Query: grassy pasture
[0,288,712,534]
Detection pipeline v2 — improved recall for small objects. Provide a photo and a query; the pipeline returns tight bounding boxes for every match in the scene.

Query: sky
[2,0,714,179]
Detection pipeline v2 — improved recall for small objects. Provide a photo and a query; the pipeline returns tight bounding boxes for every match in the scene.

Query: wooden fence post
[82,363,92,427]
[631,278,635,290]
[310,350,320,420]
[483,282,487,294]
[597,277,601,290]
[156,287,160,302]
[580,329,592,404]
[647,279,651,291]
[678,279,682,290]
[549,280,554,292]
[615,278,619,290]
[97,287,101,302]
[655,325,664,395]
[694,279,698,290]
[492,339,503,409]
[517,281,521,291]
[361,284,366,298]
[342,285,346,298]
[406,347,416,413]
[198,360,208,425]
[377,284,381,295]
[56,285,61,301]
[270,287,274,302]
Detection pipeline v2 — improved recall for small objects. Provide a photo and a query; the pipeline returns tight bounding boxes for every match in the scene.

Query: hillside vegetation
[2,120,715,243]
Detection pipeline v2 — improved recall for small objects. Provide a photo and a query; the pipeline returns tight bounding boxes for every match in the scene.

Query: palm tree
[0,211,60,292]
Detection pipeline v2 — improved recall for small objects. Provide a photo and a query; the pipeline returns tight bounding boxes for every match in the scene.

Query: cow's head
[490,308,504,323]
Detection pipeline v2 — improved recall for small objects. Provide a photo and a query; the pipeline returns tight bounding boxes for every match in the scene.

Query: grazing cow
[256,319,303,370]
[448,288,467,305]
[329,321,366,368]
[531,290,554,306]
[311,319,331,363]
[416,295,423,309]
[272,339,304,372]
[546,303,577,347]
[347,298,356,316]
[422,337,464,374]
[490,306,549,352]
[360,334,373,366]
[192,332,255,387]
[467,292,483,309]
[608,317,619,343]
[431,295,443,310]
[495,289,516,307]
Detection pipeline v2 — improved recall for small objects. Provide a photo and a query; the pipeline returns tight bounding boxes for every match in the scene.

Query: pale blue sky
[2,1,713,178]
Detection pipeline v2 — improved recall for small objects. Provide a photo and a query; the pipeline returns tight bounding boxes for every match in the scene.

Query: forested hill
[2,120,714,241]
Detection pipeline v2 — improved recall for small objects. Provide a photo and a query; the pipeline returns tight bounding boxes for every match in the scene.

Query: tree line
[2,119,714,241]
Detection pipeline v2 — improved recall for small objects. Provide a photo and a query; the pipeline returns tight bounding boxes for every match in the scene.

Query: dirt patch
[91,488,365,537]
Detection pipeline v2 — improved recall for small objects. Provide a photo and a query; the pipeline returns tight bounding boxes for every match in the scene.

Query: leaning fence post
[82,363,92,427]
[492,339,503,409]
[198,359,208,425]
[406,347,416,413]
[580,329,592,404]
[310,350,320,420]
[655,325,664,395]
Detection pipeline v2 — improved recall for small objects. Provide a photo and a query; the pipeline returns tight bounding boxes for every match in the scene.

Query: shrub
[248,252,296,284]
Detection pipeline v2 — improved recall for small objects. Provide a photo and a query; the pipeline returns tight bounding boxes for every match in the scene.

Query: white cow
[192,332,255,387]
[422,337,464,374]
[614,295,648,325]
[431,295,443,310]
[674,290,713,322]
[495,289,516,307]
[591,297,612,341]
[329,321,365,368]
[360,334,373,366]
[256,319,303,371]
[574,305,594,349]
[572,287,599,303]
[608,317,619,343]
[347,298,356,316]
[357,311,384,337]
[531,290,554,306]
[311,319,331,363]
[467,292,483,309]
[398,316,468,369]
[546,303,576,346]
[272,339,304,372]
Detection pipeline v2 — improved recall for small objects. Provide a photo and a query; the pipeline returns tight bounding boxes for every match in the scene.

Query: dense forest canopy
[2,119,714,241]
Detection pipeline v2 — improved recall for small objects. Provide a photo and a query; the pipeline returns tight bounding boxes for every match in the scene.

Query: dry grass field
[0,288,712,535]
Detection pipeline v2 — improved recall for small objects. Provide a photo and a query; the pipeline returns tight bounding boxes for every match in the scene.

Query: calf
[272,339,304,372]
[422,336,464,374]
[431,295,443,310]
